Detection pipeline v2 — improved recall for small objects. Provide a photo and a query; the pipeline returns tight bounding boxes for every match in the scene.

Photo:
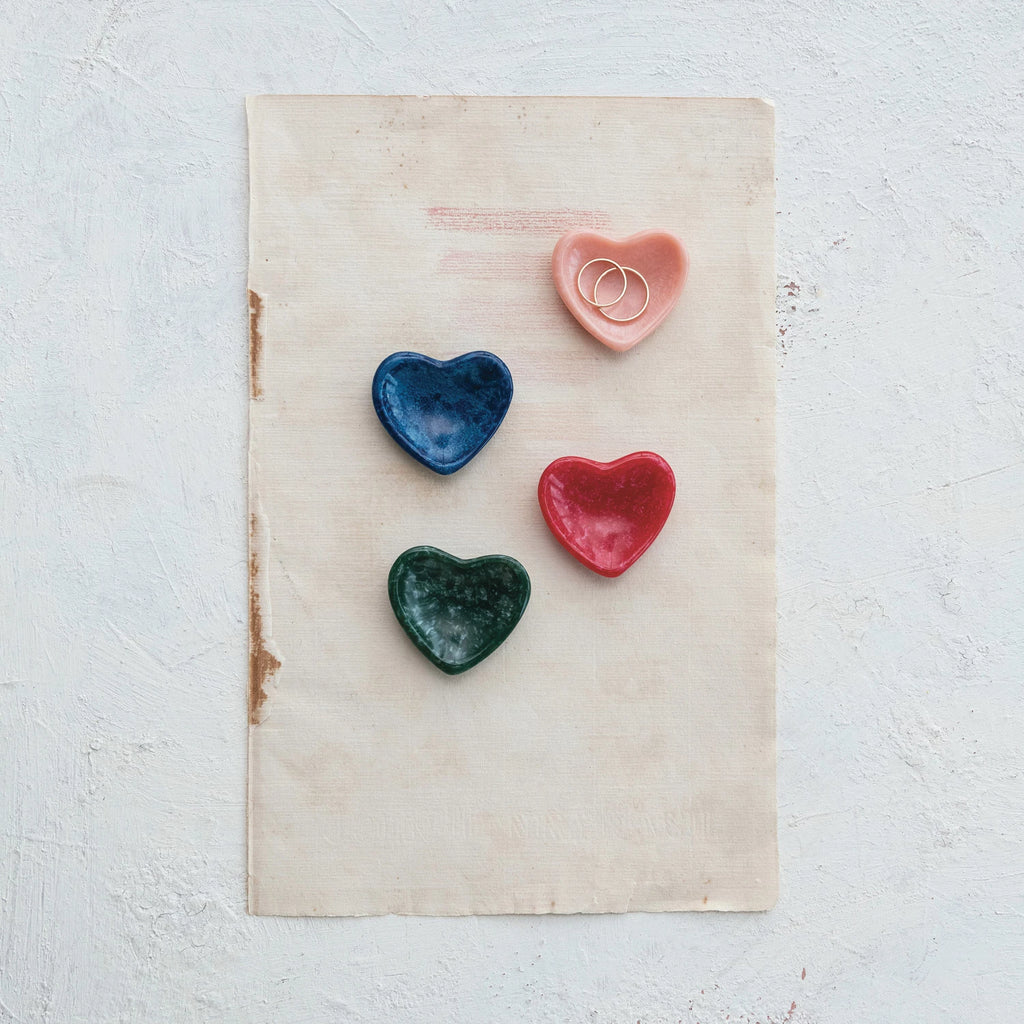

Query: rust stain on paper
[248,289,265,399]
[249,513,280,725]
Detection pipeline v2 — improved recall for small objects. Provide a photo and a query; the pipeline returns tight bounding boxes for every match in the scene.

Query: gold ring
[576,257,628,309]
[593,265,650,323]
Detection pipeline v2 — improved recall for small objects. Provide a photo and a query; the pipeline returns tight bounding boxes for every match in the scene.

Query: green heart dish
[387,546,531,675]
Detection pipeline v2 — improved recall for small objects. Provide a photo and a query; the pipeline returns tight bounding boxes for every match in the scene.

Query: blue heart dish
[371,351,514,475]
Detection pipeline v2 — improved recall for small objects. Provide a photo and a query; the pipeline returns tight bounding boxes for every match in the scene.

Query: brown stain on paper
[249,513,279,724]
[248,289,264,399]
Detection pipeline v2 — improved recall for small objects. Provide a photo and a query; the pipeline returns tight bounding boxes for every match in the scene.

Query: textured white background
[1,1,1022,1021]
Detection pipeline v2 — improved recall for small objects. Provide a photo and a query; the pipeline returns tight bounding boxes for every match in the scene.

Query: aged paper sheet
[247,96,776,915]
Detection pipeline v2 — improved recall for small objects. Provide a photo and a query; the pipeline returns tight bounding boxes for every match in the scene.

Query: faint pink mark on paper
[438,250,550,280]
[457,299,569,332]
[426,207,611,234]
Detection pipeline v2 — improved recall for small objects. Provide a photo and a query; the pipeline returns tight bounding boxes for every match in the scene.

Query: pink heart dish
[552,230,688,352]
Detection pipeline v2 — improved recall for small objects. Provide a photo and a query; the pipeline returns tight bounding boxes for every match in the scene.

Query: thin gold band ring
[576,258,628,309]
[592,264,650,323]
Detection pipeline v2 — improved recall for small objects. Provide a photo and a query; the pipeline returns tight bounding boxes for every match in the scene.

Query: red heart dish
[538,452,676,577]
[552,230,688,352]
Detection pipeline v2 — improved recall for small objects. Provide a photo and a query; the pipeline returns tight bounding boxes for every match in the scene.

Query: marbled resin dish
[552,230,688,352]
[372,351,513,474]
[538,452,676,577]
[388,546,531,674]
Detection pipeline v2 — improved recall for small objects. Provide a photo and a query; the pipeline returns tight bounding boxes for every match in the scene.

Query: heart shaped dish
[538,451,676,577]
[372,351,513,474]
[552,230,688,352]
[388,546,531,674]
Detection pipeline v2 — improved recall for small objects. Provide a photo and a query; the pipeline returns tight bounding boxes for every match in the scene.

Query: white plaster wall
[1,1,1021,1020]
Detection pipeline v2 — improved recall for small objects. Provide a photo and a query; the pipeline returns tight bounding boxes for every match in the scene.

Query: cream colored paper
[247,96,776,916]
